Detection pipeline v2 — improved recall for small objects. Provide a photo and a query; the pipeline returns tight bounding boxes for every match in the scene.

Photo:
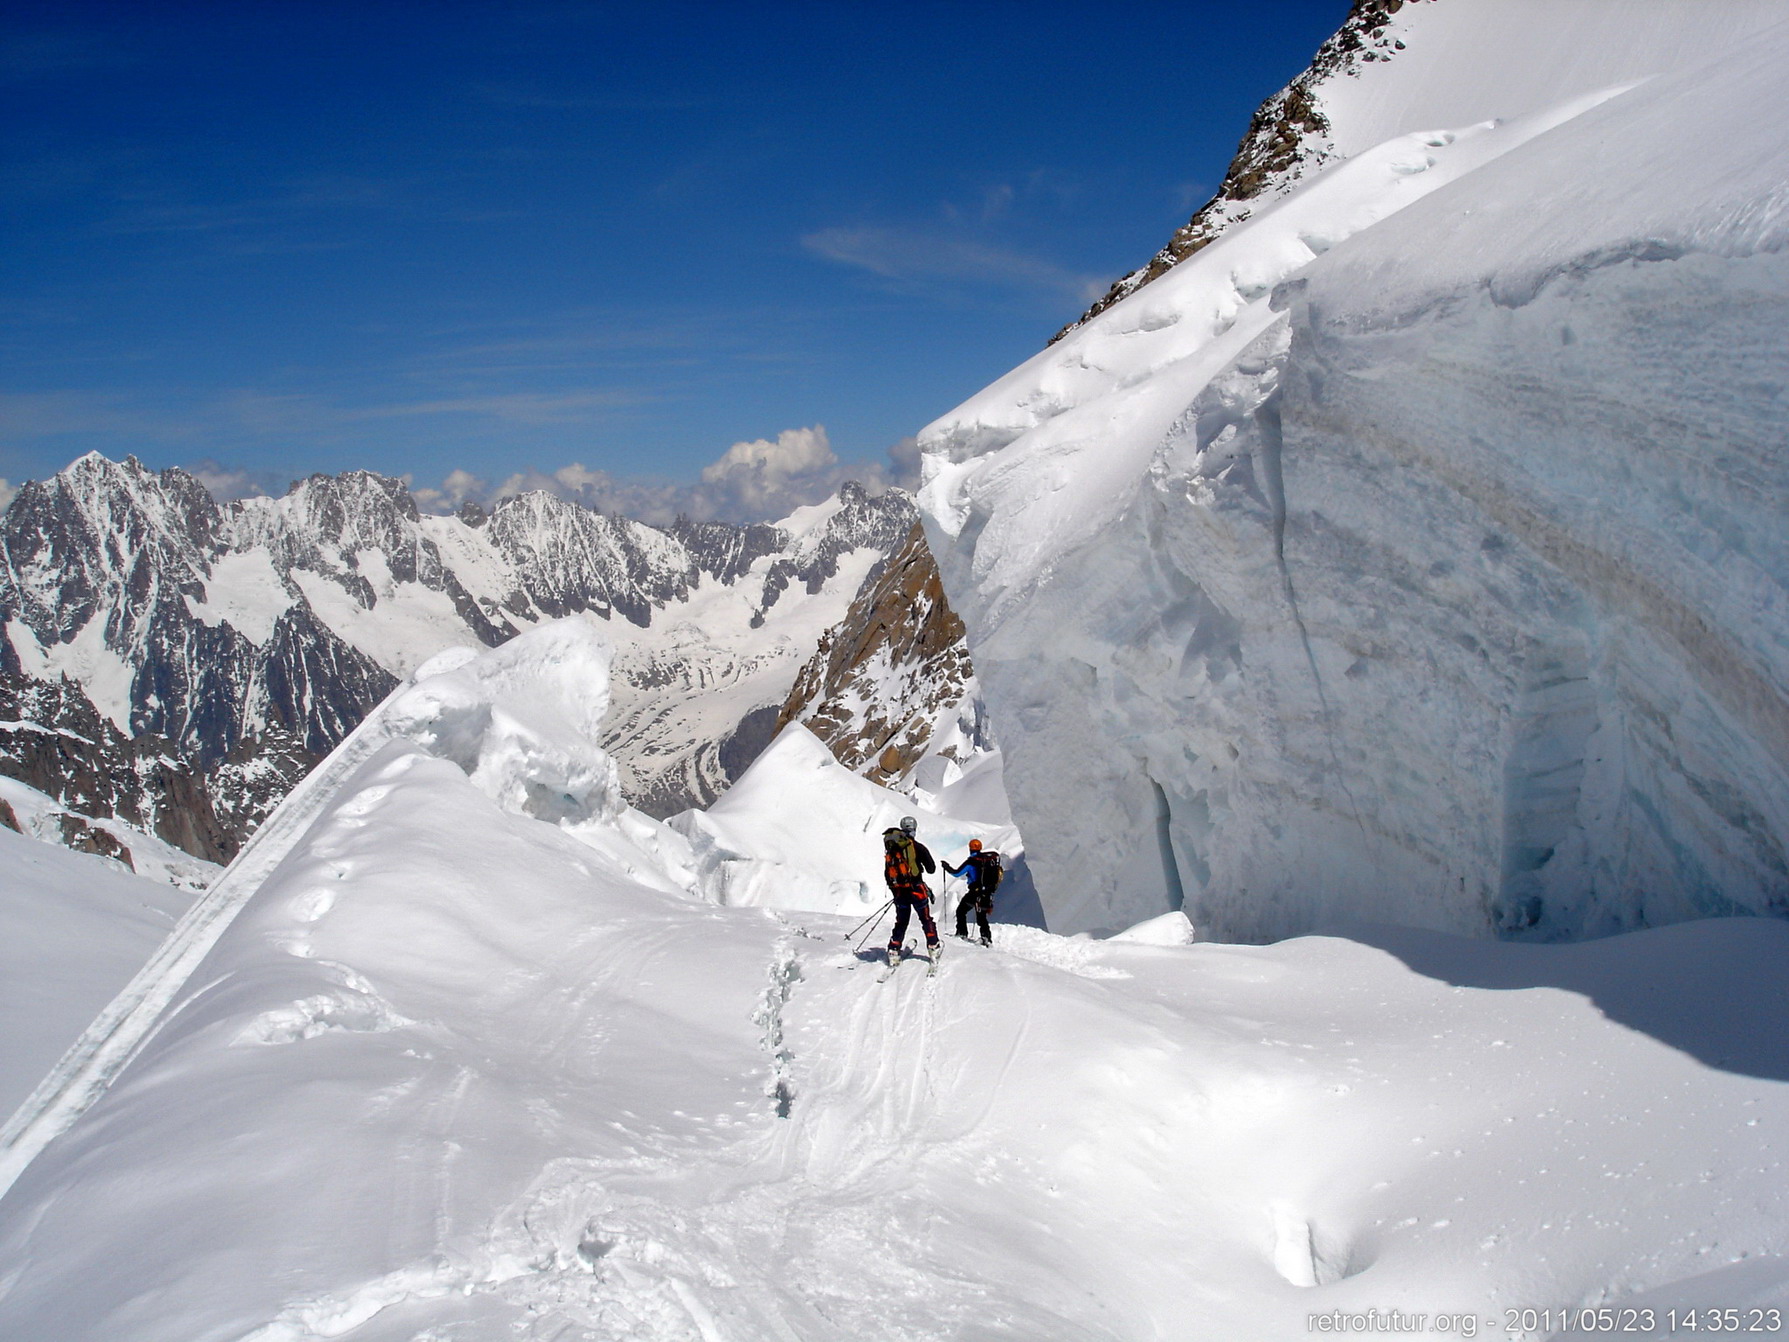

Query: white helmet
[899,815,918,835]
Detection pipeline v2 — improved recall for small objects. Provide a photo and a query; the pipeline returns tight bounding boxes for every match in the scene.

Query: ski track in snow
[249,925,1008,1342]
[224,881,1215,1342]
[229,898,1789,1342]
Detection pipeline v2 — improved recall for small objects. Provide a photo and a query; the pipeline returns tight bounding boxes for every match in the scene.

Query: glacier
[918,0,1789,939]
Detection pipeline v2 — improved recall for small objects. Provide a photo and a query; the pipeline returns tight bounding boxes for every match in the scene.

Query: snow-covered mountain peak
[0,455,935,869]
[239,468,425,558]
[5,454,217,646]
[774,489,848,543]
[1062,0,1788,338]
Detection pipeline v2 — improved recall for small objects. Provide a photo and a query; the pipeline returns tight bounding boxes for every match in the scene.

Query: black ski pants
[955,889,992,943]
[887,883,938,950]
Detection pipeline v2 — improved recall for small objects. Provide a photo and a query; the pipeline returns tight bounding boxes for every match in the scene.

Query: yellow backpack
[884,828,919,883]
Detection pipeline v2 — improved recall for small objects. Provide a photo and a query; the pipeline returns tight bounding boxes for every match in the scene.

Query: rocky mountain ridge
[0,452,923,867]
[1057,0,1429,340]
[776,521,981,789]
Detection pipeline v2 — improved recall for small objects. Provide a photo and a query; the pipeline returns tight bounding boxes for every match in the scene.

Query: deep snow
[1,622,1786,1340]
[669,722,1045,930]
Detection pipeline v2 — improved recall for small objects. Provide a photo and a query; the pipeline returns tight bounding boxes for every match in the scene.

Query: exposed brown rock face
[56,813,134,869]
[0,669,314,865]
[1054,0,1429,341]
[777,523,974,787]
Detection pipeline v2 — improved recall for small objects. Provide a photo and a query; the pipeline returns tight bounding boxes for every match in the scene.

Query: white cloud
[410,467,489,514]
[443,466,486,500]
[400,426,924,528]
[491,463,610,507]
[885,435,921,482]
[0,479,15,511]
[184,458,273,501]
[699,425,838,518]
[547,463,607,495]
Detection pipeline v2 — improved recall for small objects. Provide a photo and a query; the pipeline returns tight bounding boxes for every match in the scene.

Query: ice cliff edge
[918,1,1789,940]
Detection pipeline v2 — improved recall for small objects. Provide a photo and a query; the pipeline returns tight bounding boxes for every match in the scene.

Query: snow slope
[2,623,1787,1339]
[1314,0,1787,162]
[919,1,1789,938]
[0,823,195,1117]
[669,722,1046,929]
[0,773,219,891]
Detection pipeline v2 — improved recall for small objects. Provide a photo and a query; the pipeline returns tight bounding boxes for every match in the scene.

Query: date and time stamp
[1307,1306,1784,1338]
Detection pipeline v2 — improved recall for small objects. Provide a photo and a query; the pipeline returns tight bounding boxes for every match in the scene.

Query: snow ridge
[6,617,1789,1336]
[0,672,405,1201]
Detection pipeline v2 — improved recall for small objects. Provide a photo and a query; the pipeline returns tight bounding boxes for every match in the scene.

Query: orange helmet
[968,839,982,852]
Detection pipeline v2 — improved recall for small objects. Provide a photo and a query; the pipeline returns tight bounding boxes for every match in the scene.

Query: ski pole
[846,899,892,946]
[851,905,890,954]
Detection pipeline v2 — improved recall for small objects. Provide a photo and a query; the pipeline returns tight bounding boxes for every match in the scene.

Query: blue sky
[2,1,1344,521]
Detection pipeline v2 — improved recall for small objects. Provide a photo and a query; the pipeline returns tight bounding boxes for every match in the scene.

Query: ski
[927,942,942,977]
[876,941,914,983]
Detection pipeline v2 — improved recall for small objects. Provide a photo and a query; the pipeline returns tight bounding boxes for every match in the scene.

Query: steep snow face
[5,617,1789,1338]
[0,774,217,891]
[1313,0,1789,160]
[1065,0,1788,335]
[920,5,1789,937]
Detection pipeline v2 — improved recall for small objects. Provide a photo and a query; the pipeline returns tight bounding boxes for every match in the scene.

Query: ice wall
[919,5,1789,939]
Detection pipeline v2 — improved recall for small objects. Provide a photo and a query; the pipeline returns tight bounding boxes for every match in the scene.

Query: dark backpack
[884,829,920,884]
[976,851,1004,891]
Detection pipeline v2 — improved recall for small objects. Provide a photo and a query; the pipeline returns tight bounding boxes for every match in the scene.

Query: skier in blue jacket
[944,839,1003,946]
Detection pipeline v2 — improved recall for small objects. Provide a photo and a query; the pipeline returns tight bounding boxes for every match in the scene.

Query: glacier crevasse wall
[919,5,1789,939]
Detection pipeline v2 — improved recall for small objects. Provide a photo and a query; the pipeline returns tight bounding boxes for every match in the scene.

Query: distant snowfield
[1,623,1785,1341]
